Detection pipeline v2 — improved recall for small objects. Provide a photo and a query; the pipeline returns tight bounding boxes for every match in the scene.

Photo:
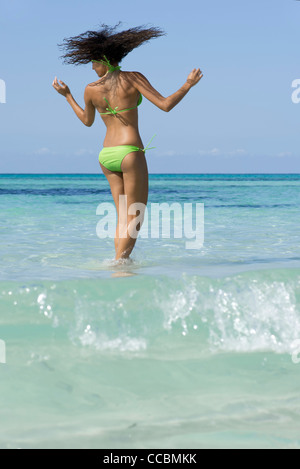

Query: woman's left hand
[52,76,71,97]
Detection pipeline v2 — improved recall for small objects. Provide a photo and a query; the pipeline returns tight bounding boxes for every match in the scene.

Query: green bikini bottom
[98,135,156,173]
[98,145,144,172]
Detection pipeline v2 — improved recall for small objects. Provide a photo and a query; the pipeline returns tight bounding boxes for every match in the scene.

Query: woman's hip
[98,144,143,172]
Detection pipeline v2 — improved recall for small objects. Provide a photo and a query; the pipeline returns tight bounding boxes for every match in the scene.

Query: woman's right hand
[52,76,71,97]
[186,68,203,87]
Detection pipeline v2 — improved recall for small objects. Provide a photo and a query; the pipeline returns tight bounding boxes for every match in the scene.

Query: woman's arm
[52,77,95,127]
[130,68,203,112]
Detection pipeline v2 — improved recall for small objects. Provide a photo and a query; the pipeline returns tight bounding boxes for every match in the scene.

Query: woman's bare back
[88,72,143,147]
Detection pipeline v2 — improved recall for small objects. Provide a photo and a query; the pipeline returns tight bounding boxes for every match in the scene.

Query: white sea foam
[79,324,147,352]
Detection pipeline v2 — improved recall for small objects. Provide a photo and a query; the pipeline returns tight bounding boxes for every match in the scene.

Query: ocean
[0,173,300,449]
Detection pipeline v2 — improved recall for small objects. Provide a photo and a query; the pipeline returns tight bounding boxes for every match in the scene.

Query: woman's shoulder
[85,79,104,88]
[120,71,148,88]
[121,70,145,78]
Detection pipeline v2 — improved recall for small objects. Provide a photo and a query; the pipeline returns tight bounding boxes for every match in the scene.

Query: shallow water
[1,173,300,448]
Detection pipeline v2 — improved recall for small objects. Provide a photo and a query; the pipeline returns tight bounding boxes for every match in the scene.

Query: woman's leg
[116,151,149,260]
[99,162,124,253]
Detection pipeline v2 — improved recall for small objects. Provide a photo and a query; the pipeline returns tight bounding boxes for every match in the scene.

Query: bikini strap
[102,55,121,73]
[140,134,156,152]
[102,97,119,115]
[92,56,121,73]
[101,97,140,116]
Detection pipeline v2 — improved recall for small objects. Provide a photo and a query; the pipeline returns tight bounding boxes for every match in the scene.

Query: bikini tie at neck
[91,55,121,73]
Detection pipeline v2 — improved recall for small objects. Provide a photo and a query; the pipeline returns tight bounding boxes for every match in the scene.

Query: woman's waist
[103,130,142,148]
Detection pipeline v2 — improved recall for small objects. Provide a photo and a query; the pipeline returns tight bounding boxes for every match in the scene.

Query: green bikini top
[91,56,142,116]
[100,93,143,116]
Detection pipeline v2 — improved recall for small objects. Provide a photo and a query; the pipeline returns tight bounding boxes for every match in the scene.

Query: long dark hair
[58,23,166,66]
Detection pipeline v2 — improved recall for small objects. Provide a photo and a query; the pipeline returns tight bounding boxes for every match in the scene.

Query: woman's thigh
[121,151,149,207]
[99,162,124,214]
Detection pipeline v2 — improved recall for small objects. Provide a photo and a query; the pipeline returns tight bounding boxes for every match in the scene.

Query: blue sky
[0,0,299,173]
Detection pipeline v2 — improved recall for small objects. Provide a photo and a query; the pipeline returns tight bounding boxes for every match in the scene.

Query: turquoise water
[1,173,300,449]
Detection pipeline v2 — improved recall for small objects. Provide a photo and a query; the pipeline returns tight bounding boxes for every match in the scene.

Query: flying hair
[58,22,166,66]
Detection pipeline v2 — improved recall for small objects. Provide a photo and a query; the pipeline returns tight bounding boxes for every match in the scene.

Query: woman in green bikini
[52,24,203,261]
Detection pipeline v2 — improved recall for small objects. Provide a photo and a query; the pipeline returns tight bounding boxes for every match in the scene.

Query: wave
[1,267,300,358]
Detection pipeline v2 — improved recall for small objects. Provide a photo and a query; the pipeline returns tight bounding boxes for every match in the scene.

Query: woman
[52,24,203,261]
